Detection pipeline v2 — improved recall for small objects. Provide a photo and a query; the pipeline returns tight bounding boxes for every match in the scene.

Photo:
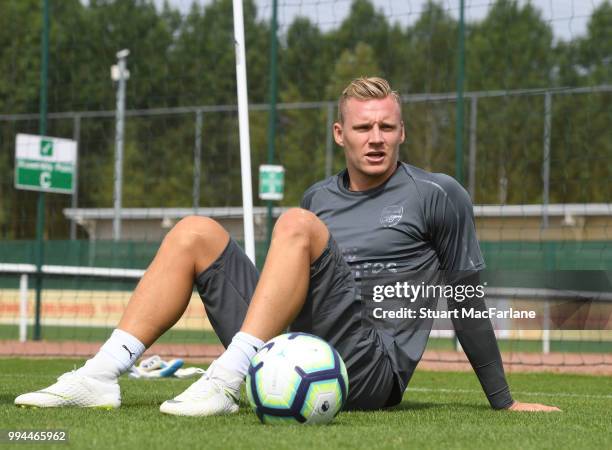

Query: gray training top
[301,162,513,409]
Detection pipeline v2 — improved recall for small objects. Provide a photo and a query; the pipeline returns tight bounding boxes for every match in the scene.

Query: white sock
[215,332,264,378]
[77,329,146,381]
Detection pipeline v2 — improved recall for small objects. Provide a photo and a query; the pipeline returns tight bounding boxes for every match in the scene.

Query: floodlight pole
[33,0,50,341]
[112,49,129,241]
[232,0,256,263]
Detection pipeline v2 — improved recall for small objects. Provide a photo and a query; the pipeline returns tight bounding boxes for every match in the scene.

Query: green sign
[259,164,285,200]
[40,138,53,156]
[14,134,77,194]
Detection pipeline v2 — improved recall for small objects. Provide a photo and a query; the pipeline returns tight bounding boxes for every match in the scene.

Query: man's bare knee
[272,208,328,261]
[164,216,230,272]
[273,208,318,240]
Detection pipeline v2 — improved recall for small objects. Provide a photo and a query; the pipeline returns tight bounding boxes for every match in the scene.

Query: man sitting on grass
[16,77,560,414]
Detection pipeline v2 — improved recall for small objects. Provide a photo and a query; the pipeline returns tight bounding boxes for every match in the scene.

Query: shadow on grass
[1,393,20,406]
[388,401,439,411]
[390,401,489,412]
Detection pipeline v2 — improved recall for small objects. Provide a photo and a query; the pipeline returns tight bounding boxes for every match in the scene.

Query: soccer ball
[246,332,349,425]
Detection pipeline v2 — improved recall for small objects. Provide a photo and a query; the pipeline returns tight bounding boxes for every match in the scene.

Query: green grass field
[1,359,610,449]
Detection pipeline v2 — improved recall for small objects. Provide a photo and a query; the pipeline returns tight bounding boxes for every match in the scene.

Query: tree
[325,42,382,98]
[280,17,332,101]
[331,0,393,82]
[402,1,457,93]
[398,2,457,175]
[579,1,612,84]
[86,0,271,210]
[467,0,554,203]
[0,0,609,240]
[549,1,612,203]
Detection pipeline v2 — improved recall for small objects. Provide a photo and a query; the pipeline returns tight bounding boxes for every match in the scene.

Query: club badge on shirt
[380,205,404,228]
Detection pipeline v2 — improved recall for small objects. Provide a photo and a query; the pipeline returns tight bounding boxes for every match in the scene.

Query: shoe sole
[16,403,119,410]
[159,404,239,417]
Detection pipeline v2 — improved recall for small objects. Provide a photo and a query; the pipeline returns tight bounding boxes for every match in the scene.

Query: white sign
[14,133,77,194]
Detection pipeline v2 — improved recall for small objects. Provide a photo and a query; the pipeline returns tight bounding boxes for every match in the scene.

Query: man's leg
[160,208,331,416]
[15,216,231,408]
[196,208,329,374]
[117,216,230,346]
[161,209,397,415]
[212,207,396,412]
[240,208,329,341]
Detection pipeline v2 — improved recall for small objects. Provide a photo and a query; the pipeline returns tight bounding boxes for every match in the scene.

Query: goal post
[232,0,256,263]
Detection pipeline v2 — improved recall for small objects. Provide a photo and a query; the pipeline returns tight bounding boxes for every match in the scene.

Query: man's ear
[400,121,406,144]
[333,122,344,147]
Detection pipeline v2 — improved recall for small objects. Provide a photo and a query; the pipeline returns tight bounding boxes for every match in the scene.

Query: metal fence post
[542,301,550,354]
[19,274,29,342]
[33,0,50,341]
[542,91,552,228]
[325,103,334,178]
[70,114,81,240]
[193,109,203,211]
[468,95,478,200]
[455,0,466,185]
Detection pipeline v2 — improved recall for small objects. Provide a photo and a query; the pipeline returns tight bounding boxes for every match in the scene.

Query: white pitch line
[409,387,612,399]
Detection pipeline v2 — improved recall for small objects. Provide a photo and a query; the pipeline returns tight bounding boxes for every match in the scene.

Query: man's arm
[508,402,561,411]
[448,272,513,409]
[429,175,560,411]
[448,274,560,411]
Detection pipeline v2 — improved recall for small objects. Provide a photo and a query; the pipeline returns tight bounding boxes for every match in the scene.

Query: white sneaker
[14,371,121,409]
[159,362,241,417]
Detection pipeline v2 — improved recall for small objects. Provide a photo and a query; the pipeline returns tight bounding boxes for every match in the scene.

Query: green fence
[0,239,610,292]
[0,240,272,290]
[0,240,271,271]
[0,240,610,271]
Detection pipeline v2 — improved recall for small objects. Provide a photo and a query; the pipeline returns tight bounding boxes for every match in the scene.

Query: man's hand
[507,401,561,412]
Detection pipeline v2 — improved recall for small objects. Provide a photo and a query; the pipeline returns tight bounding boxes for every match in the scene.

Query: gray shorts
[195,238,402,410]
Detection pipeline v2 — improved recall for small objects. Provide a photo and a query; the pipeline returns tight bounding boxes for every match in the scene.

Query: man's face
[333,96,405,190]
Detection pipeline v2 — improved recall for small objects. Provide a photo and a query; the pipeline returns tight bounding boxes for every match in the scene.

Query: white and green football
[246,332,349,425]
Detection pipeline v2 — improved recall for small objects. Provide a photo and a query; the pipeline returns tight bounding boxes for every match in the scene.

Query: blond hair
[338,77,401,123]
